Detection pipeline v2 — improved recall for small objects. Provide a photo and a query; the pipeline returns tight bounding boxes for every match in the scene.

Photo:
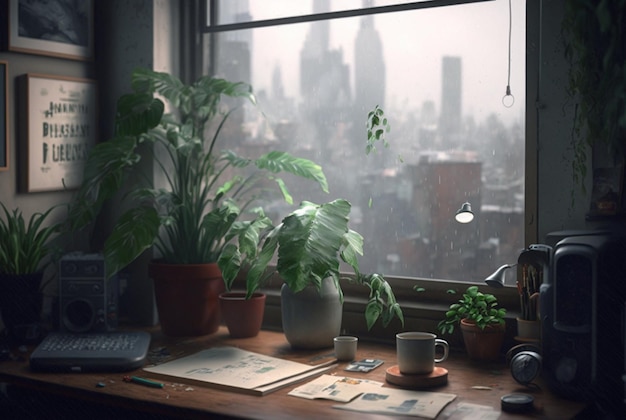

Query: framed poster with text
[5,0,94,61]
[19,73,97,192]
[0,61,7,170]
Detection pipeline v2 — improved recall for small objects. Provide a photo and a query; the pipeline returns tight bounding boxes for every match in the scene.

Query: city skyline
[246,0,525,126]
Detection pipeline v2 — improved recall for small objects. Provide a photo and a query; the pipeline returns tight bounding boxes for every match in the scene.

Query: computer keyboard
[29,331,151,372]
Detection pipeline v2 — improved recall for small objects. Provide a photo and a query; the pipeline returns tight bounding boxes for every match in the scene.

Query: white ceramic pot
[280,278,342,349]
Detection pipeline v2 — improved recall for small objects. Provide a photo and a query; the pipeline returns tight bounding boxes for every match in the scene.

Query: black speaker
[540,232,626,416]
[59,253,119,333]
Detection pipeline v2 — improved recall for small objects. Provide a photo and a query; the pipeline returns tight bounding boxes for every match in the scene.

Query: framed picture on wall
[0,61,7,171]
[19,73,97,192]
[5,0,94,61]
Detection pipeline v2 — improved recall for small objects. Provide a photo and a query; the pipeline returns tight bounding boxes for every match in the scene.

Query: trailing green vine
[365,105,391,155]
[562,0,626,192]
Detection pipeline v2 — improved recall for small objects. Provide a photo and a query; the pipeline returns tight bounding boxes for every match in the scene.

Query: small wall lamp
[484,263,517,288]
[455,202,474,223]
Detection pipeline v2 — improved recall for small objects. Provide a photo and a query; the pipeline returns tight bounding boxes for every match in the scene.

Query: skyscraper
[354,0,386,114]
[299,0,351,162]
[439,56,462,148]
[351,0,386,166]
[215,0,252,83]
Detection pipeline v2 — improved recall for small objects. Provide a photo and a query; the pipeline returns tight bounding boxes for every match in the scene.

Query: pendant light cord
[502,0,514,107]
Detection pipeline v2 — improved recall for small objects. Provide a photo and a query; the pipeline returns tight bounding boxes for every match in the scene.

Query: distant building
[354,0,385,114]
[439,56,462,148]
[299,0,351,162]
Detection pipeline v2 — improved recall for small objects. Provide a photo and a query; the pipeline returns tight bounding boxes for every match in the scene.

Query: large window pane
[207,0,526,283]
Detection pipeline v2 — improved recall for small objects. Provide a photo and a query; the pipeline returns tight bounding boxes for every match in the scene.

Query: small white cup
[396,332,449,375]
[334,336,358,361]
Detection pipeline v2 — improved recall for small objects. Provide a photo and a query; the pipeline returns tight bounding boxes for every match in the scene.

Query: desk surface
[0,327,585,419]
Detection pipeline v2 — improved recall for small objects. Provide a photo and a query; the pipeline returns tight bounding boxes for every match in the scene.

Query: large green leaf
[131,68,186,107]
[245,230,280,298]
[217,244,242,290]
[255,151,329,194]
[103,206,160,279]
[115,92,164,136]
[275,199,351,293]
[340,229,364,273]
[218,212,273,290]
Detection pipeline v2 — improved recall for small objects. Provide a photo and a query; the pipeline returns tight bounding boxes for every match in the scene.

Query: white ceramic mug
[396,332,449,375]
[334,336,358,361]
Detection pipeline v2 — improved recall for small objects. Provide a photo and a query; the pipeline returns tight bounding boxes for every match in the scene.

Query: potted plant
[218,198,404,349]
[0,203,62,342]
[438,285,506,361]
[70,68,328,337]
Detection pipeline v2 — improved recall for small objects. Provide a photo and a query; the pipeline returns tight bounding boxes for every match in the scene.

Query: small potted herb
[438,285,506,361]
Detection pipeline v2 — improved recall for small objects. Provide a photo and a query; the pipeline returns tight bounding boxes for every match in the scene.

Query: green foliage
[562,0,626,192]
[0,203,61,275]
[70,68,328,279]
[365,105,390,155]
[437,285,506,335]
[218,199,404,330]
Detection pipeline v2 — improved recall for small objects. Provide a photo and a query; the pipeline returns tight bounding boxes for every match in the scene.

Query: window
[201,1,527,291]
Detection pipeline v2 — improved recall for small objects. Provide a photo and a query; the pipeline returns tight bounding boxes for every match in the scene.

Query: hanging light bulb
[502,85,515,108]
[501,0,515,108]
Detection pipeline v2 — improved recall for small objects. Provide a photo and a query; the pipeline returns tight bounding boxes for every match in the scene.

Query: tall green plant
[0,204,61,275]
[71,68,328,279]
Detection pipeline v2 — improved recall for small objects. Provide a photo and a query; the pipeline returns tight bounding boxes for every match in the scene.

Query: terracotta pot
[459,318,505,361]
[219,292,266,338]
[0,272,44,343]
[281,278,342,349]
[149,262,225,337]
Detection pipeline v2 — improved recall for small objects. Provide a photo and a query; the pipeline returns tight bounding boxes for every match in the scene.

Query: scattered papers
[289,374,384,402]
[441,402,500,420]
[334,388,456,418]
[144,346,335,396]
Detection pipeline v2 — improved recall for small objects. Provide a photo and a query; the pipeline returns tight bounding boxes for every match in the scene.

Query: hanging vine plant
[562,0,626,191]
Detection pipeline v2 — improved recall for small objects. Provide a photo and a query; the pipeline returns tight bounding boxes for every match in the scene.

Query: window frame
[195,0,537,341]
[203,0,497,32]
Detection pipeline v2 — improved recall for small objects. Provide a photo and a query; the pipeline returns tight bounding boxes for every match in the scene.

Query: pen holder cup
[516,317,541,341]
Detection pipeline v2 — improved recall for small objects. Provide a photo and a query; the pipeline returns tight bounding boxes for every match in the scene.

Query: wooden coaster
[385,365,448,389]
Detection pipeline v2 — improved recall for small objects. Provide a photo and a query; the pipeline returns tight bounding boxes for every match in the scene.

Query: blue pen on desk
[124,375,164,388]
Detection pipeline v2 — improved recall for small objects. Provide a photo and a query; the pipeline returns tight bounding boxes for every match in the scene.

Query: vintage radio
[540,232,626,416]
[59,253,119,333]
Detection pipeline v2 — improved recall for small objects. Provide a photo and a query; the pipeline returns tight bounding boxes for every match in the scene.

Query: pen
[123,375,164,388]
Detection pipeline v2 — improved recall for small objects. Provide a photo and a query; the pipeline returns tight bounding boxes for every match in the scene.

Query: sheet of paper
[334,388,456,419]
[289,374,384,402]
[254,365,336,395]
[144,346,330,391]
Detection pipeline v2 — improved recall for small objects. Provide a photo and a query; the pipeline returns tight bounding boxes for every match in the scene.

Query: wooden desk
[0,327,585,419]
